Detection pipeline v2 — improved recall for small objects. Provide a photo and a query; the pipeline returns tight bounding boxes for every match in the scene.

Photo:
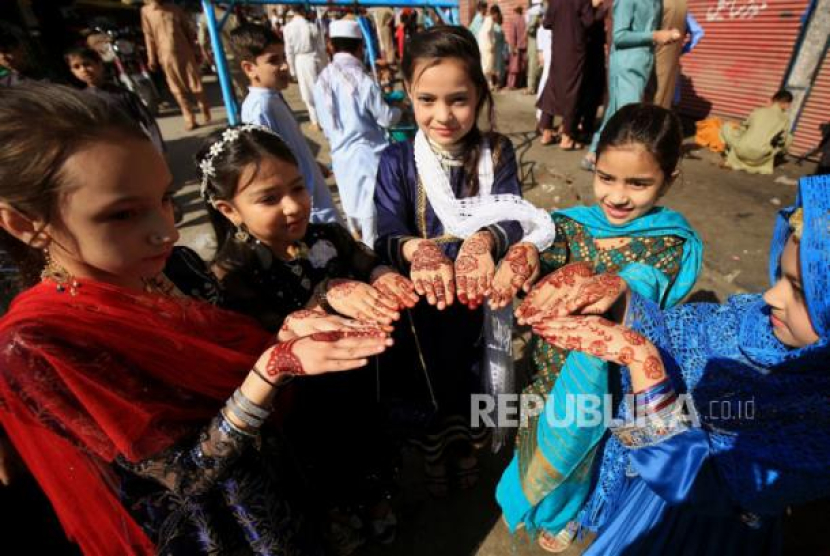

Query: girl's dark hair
[596,103,684,179]
[64,46,102,64]
[195,126,298,273]
[0,82,147,286]
[489,5,503,23]
[402,25,499,196]
[229,23,283,62]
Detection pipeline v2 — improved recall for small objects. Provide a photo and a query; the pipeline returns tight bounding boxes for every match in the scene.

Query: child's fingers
[359,299,395,323]
[317,358,371,373]
[421,277,438,306]
[433,276,448,308]
[442,275,455,307]
[413,278,426,297]
[480,274,493,299]
[373,290,401,312]
[400,287,420,306]
[466,276,479,307]
[456,275,469,305]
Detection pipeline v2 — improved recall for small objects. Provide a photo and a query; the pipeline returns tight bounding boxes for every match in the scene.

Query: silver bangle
[233,388,271,420]
[224,397,265,429]
[219,408,258,438]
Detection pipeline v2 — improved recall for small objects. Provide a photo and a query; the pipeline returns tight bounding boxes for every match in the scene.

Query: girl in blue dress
[531,175,830,554]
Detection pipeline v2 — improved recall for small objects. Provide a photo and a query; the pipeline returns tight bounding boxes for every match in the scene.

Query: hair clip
[198,124,286,204]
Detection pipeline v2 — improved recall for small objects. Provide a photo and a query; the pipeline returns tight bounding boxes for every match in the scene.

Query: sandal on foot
[540,130,557,146]
[538,528,575,553]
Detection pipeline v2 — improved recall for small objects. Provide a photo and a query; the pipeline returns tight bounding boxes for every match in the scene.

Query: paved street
[159,77,823,556]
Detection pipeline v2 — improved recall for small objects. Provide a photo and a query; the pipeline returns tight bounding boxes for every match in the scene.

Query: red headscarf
[0,279,273,555]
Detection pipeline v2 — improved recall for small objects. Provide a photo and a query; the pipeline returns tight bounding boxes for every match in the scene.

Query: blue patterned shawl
[580,175,830,531]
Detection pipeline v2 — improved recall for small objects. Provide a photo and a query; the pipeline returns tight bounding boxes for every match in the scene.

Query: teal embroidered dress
[497,205,702,535]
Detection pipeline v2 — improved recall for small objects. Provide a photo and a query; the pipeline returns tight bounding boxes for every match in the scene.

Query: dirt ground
[160,78,825,556]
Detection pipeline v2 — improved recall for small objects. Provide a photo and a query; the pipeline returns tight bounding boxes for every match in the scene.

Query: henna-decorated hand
[408,239,455,309]
[370,266,419,309]
[534,272,629,319]
[455,231,496,309]
[278,308,379,341]
[515,262,594,325]
[532,315,666,391]
[255,328,393,378]
[489,242,540,309]
[325,279,400,327]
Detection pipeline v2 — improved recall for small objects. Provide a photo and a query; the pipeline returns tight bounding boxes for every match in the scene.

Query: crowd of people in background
[0,1,828,556]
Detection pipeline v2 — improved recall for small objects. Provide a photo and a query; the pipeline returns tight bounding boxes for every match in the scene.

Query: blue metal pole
[202,0,239,124]
[357,15,378,77]
[449,7,460,25]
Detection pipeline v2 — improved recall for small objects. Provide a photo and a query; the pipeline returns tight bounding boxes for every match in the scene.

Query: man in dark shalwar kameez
[536,0,605,148]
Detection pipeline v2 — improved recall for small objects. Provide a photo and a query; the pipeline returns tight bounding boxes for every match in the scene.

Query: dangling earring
[234,224,250,242]
[40,248,80,295]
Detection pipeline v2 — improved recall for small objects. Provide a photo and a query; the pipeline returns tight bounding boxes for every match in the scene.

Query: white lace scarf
[413,129,556,251]
[414,129,555,451]
[316,53,366,130]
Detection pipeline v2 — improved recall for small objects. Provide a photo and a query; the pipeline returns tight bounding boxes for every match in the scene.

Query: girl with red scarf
[0,83,392,555]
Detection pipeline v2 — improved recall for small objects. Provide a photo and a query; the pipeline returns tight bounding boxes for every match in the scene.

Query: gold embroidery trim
[416,177,460,244]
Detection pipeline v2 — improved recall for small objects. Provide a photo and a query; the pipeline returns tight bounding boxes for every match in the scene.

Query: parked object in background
[91,25,159,115]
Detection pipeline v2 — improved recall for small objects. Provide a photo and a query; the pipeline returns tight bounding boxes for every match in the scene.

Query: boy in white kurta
[314,19,401,247]
[282,5,326,128]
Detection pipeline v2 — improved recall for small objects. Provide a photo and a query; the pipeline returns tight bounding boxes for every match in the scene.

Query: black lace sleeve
[117,413,255,497]
[164,246,223,305]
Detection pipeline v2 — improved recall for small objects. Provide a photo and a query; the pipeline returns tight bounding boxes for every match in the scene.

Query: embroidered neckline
[427,137,465,167]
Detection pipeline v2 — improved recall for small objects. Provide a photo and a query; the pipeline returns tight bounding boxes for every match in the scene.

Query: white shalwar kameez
[314,52,401,247]
[283,15,326,126]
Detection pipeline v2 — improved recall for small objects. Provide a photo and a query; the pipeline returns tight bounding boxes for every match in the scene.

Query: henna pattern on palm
[455,254,478,274]
[411,242,451,273]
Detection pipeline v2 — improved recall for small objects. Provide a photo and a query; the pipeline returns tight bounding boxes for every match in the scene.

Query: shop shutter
[678,0,809,120]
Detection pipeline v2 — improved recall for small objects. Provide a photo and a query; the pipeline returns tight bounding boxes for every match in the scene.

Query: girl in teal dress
[583,0,683,169]
[497,104,703,552]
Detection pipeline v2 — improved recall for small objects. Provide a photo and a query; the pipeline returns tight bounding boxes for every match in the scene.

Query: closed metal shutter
[791,45,830,155]
[678,0,809,119]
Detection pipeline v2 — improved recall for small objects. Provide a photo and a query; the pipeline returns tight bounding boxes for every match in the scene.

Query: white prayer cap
[531,0,543,4]
[329,19,363,40]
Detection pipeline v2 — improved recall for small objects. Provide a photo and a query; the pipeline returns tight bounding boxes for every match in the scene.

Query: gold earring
[41,248,80,295]
[234,224,250,242]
